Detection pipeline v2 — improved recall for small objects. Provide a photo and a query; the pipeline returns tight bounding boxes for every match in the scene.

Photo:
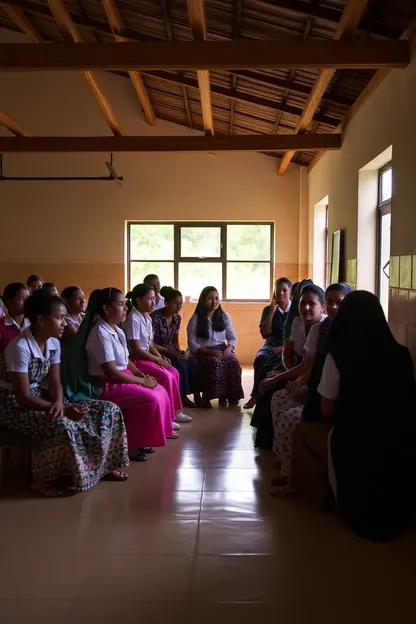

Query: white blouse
[124,307,153,350]
[153,295,165,312]
[86,318,129,377]
[5,327,61,373]
[318,353,340,400]
[3,313,30,331]
[290,315,327,358]
[187,312,237,353]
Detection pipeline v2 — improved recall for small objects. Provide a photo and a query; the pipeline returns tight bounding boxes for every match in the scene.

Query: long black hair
[160,286,182,303]
[61,285,82,301]
[193,286,227,339]
[88,287,123,318]
[126,283,153,312]
[1,282,28,304]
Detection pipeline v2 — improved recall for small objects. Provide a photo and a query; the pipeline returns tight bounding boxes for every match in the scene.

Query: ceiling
[0,0,415,168]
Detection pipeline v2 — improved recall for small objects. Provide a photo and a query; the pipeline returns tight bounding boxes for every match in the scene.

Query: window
[127,222,274,301]
[377,165,392,317]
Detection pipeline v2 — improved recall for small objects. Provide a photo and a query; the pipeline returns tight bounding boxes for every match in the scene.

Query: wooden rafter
[45,0,123,136]
[101,0,155,126]
[308,18,416,172]
[1,2,43,42]
[0,40,408,72]
[278,0,370,175]
[0,109,32,136]
[143,70,340,127]
[159,0,193,129]
[186,0,214,135]
[230,0,242,135]
[0,134,342,153]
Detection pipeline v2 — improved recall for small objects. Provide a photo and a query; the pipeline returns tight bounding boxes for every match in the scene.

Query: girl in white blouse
[186,286,244,408]
[125,284,190,426]
[73,287,178,463]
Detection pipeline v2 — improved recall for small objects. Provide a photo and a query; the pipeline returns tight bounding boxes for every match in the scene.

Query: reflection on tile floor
[1,371,415,623]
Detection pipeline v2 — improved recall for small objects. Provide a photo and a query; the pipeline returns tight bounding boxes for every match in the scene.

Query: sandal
[166,432,179,439]
[243,397,256,409]
[129,451,148,462]
[102,470,129,481]
[142,447,156,454]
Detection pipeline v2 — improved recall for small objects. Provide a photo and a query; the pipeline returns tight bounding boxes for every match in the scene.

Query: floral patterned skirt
[0,387,129,491]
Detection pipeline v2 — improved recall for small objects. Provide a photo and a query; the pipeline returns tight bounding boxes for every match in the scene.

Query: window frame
[127,221,275,302]
[376,164,392,300]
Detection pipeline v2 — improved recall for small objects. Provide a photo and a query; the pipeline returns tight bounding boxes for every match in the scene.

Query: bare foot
[102,470,129,482]
[31,480,74,498]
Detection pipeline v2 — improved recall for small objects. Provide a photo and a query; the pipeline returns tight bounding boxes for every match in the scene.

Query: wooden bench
[0,427,31,488]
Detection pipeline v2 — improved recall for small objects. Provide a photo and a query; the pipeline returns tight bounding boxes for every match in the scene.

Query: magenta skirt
[131,359,183,414]
[99,370,173,448]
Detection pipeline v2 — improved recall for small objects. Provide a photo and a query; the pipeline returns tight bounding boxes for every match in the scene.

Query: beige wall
[308,37,416,365]
[0,29,306,363]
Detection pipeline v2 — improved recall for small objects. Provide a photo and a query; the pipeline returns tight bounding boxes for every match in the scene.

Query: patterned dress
[0,340,129,491]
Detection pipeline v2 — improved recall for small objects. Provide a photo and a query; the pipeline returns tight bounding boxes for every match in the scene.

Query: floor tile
[197,519,279,554]
[189,602,276,624]
[200,490,278,519]
[205,449,264,469]
[203,468,268,492]
[0,600,71,624]
[105,519,198,555]
[80,554,194,602]
[68,601,188,624]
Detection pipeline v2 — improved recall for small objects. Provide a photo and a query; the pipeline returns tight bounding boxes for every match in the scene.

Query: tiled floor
[1,370,415,623]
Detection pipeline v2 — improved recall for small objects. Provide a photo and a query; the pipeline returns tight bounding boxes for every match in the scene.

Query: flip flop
[166,432,179,439]
[129,451,148,462]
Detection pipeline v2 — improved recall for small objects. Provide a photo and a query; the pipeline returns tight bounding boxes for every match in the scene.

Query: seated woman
[152,286,202,408]
[144,274,165,312]
[0,290,129,497]
[27,274,43,295]
[317,291,416,541]
[61,286,86,338]
[187,286,244,408]
[125,284,191,426]
[0,282,30,354]
[42,282,59,296]
[250,283,325,450]
[270,283,350,497]
[63,287,178,463]
[243,278,292,409]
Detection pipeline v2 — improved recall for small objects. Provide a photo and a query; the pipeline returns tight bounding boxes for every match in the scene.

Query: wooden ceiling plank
[187,0,214,135]
[101,0,155,126]
[46,0,124,136]
[278,0,370,175]
[1,2,43,42]
[0,109,32,135]
[0,40,408,71]
[0,133,342,153]
[308,17,416,172]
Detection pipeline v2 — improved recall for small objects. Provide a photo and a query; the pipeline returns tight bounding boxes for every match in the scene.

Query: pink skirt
[99,370,173,448]
[131,359,183,415]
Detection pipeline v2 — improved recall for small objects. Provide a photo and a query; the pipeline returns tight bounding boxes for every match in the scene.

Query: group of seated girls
[0,273,243,497]
[248,278,416,541]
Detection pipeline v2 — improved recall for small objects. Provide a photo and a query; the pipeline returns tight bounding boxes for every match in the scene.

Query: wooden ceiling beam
[0,109,32,136]
[101,0,155,126]
[46,0,123,136]
[1,2,43,42]
[0,133,342,153]
[278,0,370,175]
[143,71,340,127]
[187,0,214,135]
[0,40,408,71]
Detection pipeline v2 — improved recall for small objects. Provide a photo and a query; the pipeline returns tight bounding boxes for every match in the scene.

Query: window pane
[381,168,392,202]
[130,224,174,260]
[178,263,222,300]
[226,263,270,299]
[379,212,391,318]
[180,227,221,258]
[227,224,271,260]
[130,262,174,290]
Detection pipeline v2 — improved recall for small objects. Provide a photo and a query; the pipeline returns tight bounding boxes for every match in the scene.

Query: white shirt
[304,322,325,357]
[124,307,153,350]
[318,353,340,401]
[153,296,165,312]
[290,315,327,358]
[86,318,129,377]
[4,313,30,331]
[5,327,61,373]
[65,313,85,328]
[187,312,237,353]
